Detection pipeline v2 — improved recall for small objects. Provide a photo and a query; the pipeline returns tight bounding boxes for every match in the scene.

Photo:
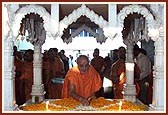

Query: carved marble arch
[64,24,107,43]
[12,4,51,39]
[117,4,155,43]
[59,4,109,43]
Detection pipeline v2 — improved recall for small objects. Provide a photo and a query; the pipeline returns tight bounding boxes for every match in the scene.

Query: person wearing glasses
[62,55,102,106]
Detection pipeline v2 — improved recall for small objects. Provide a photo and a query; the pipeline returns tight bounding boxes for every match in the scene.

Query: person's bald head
[77,55,89,63]
[77,55,90,74]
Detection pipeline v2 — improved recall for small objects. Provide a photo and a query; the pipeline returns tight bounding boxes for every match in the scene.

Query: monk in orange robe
[52,49,64,99]
[62,55,102,106]
[91,48,104,75]
[43,48,64,99]
[19,49,34,102]
[110,47,140,99]
[90,48,104,97]
[14,51,24,105]
[42,51,50,98]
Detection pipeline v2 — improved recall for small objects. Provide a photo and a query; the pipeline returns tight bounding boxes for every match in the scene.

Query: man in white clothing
[133,44,152,105]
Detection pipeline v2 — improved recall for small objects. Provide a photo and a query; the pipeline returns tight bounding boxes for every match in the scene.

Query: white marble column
[3,4,19,111]
[148,4,165,111]
[104,4,119,40]
[31,45,45,103]
[3,35,18,111]
[51,4,59,36]
[108,4,117,27]
[150,29,164,111]
[123,41,136,102]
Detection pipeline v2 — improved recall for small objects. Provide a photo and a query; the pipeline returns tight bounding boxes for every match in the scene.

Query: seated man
[62,55,102,106]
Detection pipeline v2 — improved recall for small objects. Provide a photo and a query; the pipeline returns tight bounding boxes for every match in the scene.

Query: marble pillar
[3,36,18,111]
[149,29,165,111]
[123,43,136,102]
[51,4,59,36]
[31,45,45,103]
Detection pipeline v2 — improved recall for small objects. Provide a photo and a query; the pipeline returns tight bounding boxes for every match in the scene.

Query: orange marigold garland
[50,98,81,109]
[19,97,148,111]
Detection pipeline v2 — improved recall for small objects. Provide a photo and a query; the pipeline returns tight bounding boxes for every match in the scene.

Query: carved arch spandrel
[59,4,109,40]
[117,4,155,42]
[64,24,107,44]
[12,4,51,39]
